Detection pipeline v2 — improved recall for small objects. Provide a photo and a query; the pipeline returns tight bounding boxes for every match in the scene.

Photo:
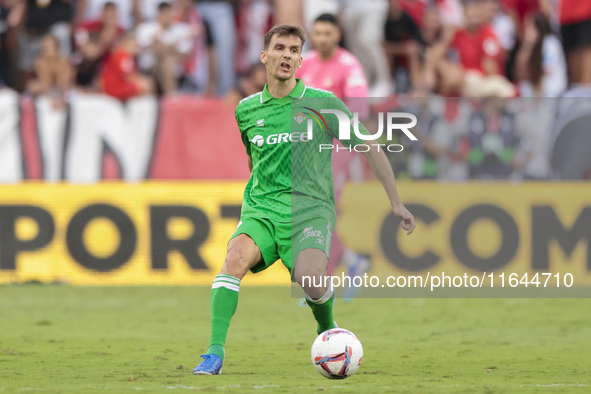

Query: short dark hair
[158,2,172,12]
[463,0,481,7]
[314,13,339,27]
[264,24,306,51]
[103,2,117,10]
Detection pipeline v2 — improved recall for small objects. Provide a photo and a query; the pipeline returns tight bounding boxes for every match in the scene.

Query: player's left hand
[393,204,415,235]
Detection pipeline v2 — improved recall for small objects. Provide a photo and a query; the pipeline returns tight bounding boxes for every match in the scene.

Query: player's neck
[318,47,338,62]
[266,76,298,98]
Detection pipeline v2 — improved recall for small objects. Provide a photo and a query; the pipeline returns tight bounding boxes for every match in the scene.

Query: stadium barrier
[4,90,591,183]
[0,182,589,286]
[0,90,250,183]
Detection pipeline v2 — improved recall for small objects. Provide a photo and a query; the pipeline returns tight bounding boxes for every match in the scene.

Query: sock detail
[207,344,225,359]
[212,275,241,292]
[305,287,334,305]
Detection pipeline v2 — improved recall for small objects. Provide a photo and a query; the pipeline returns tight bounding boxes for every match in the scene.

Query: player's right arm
[235,102,253,173]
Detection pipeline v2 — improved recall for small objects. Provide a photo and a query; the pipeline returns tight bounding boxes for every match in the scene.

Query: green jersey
[235,79,369,223]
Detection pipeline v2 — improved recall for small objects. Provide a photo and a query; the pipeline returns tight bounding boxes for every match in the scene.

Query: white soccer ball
[311,328,363,379]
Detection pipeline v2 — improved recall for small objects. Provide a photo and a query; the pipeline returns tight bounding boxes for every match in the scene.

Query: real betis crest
[293,112,307,124]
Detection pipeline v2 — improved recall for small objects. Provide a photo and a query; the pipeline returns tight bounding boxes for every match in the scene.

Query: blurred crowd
[0,0,589,103]
[0,0,590,181]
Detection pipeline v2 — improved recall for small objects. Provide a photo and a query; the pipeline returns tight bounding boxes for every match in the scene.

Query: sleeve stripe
[307,87,334,95]
[239,91,262,104]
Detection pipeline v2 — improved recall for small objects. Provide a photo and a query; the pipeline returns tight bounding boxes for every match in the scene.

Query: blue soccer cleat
[193,354,223,375]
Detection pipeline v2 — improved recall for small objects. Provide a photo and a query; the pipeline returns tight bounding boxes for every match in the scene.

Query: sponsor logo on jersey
[251,135,264,147]
[249,132,311,147]
[256,119,265,127]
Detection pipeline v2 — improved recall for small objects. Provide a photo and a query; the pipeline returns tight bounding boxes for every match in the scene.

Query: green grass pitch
[0,285,590,393]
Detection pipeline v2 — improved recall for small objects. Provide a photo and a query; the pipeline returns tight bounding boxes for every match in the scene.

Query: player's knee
[221,247,254,279]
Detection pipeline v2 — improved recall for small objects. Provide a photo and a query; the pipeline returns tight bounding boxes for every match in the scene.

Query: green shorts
[231,216,335,281]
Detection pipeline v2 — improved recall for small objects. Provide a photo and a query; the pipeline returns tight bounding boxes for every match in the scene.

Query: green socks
[207,275,336,360]
[208,274,241,360]
[207,344,225,359]
[306,288,336,335]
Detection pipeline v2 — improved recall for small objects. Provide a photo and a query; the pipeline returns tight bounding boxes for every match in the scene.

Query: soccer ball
[311,328,363,379]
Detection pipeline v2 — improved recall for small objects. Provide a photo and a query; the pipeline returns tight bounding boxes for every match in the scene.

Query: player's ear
[260,50,267,64]
[296,53,303,69]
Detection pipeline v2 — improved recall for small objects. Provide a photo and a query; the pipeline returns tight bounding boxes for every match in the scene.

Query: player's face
[311,22,340,56]
[261,34,303,82]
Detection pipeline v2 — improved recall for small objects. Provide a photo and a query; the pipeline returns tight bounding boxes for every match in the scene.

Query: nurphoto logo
[317,109,418,153]
[293,109,418,153]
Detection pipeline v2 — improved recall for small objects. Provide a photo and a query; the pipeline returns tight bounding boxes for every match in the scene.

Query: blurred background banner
[3,94,591,183]
[1,91,250,183]
[0,182,589,287]
[0,182,291,285]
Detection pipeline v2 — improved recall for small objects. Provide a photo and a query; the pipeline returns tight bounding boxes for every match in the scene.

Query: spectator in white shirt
[136,2,193,94]
[482,0,516,55]
[515,13,567,97]
[139,0,171,22]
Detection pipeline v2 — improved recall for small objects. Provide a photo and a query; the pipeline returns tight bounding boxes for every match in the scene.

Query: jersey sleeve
[235,106,251,157]
[326,96,372,146]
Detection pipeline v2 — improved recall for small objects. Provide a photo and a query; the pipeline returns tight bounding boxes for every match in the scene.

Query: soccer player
[193,24,415,375]
[296,13,372,299]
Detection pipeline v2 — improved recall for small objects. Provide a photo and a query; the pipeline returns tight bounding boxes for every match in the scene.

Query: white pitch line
[521,384,588,387]
[163,385,204,390]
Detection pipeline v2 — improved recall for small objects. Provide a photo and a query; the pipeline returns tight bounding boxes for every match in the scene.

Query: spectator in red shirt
[100,32,154,101]
[72,2,125,90]
[425,0,514,96]
[559,0,591,85]
[451,0,503,76]
[400,0,426,28]
[74,2,124,56]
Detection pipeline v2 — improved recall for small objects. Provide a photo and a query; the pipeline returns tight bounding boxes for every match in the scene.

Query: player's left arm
[362,147,415,235]
[328,97,415,235]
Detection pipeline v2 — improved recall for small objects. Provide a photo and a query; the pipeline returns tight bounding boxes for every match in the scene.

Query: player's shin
[305,287,336,335]
[208,274,241,360]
